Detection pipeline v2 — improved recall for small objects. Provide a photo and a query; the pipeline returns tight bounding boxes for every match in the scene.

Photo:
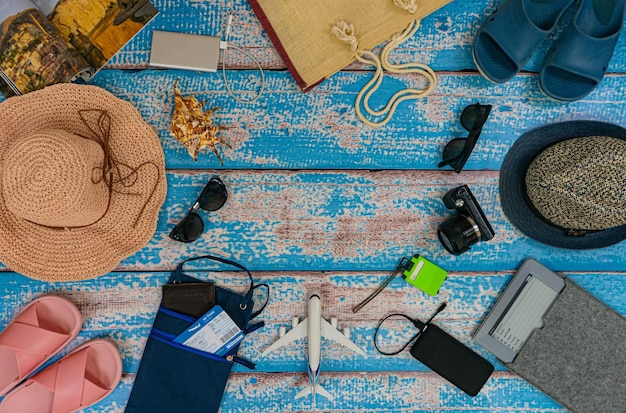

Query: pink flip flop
[0,339,122,413]
[0,296,82,396]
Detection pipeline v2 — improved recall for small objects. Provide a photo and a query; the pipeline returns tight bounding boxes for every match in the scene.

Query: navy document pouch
[124,255,268,413]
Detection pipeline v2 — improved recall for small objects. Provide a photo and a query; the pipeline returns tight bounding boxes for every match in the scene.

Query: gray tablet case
[505,278,626,413]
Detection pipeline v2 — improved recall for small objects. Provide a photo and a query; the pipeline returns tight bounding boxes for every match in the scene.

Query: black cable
[373,313,425,356]
[373,303,448,356]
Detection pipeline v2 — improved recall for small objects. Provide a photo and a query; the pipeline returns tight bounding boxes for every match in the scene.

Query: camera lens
[437,214,482,255]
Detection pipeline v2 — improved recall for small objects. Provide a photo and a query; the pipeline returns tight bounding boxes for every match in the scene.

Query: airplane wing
[262,318,308,356]
[320,318,366,356]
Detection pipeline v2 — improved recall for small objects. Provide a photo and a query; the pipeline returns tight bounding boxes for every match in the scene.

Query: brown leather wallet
[161,282,216,318]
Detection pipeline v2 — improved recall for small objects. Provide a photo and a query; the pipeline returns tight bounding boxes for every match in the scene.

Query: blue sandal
[473,0,575,83]
[539,0,626,101]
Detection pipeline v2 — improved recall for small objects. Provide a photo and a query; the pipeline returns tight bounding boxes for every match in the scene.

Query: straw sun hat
[0,84,167,281]
[500,121,626,249]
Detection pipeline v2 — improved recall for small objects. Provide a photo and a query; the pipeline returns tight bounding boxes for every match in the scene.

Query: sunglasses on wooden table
[169,176,228,242]
[438,103,492,173]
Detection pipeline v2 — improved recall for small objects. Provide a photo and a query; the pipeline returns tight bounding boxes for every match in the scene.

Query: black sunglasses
[438,103,492,173]
[169,176,228,242]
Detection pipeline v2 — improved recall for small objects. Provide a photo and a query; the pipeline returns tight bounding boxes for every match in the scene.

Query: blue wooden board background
[1,0,625,412]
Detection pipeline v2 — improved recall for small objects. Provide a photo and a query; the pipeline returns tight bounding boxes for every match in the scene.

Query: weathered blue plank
[219,372,567,413]
[1,270,623,375]
[99,171,626,272]
[83,69,626,170]
[0,170,624,273]
[60,371,567,413]
[5,63,626,172]
[0,272,593,406]
[5,69,626,171]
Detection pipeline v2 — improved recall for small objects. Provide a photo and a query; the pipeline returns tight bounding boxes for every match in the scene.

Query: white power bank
[150,30,220,72]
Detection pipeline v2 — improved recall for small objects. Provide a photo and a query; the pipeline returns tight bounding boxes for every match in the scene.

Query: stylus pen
[352,260,408,313]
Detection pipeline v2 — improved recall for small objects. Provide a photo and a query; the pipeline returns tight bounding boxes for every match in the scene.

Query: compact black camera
[437,185,495,255]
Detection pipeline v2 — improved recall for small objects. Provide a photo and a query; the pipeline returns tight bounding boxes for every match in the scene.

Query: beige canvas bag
[248,0,453,127]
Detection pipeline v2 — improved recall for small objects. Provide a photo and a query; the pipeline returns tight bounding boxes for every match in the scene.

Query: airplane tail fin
[316,384,333,400]
[295,383,334,401]
[294,384,312,400]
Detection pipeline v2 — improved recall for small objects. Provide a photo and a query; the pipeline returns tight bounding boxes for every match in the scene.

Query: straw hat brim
[0,84,167,281]
[500,120,626,249]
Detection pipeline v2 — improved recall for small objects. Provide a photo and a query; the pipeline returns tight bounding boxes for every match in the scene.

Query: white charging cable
[220,14,265,104]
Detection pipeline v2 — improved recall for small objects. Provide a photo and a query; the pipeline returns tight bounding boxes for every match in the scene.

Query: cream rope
[394,0,418,14]
[330,21,359,51]
[381,20,437,95]
[331,19,437,128]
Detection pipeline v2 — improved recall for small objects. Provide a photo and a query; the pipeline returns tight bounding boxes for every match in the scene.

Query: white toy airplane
[262,292,366,402]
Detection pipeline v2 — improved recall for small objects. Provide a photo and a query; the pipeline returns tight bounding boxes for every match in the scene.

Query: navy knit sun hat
[500,120,626,249]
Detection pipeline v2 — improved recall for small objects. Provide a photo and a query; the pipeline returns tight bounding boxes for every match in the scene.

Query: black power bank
[410,324,494,396]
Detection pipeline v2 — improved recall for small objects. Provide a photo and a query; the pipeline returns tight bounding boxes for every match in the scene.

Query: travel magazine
[0,0,157,97]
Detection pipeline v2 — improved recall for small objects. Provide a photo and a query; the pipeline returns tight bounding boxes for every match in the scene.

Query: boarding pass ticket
[174,305,244,356]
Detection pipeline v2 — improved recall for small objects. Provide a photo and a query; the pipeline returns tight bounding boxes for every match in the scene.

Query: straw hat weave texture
[499,120,626,249]
[0,84,167,281]
[525,136,626,231]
